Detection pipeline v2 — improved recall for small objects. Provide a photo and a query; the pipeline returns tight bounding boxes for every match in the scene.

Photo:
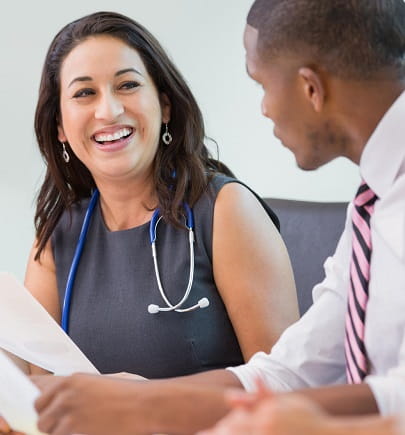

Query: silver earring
[61,142,70,163]
[162,123,172,145]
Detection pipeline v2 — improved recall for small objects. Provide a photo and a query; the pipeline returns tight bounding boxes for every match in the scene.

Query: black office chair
[265,198,348,316]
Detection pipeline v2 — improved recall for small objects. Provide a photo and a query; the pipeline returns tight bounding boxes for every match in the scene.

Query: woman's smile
[92,125,136,153]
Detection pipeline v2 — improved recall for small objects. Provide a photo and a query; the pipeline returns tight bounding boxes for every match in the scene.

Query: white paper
[0,349,45,435]
[0,272,99,375]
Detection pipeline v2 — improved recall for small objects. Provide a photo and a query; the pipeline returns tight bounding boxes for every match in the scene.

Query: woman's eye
[120,81,140,90]
[73,88,95,98]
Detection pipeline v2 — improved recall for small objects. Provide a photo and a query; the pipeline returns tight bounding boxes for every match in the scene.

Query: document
[0,272,99,375]
[0,350,45,435]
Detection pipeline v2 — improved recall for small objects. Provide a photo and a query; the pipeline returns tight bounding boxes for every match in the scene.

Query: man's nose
[261,98,269,118]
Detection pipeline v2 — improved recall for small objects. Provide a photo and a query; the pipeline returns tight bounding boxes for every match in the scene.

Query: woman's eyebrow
[68,76,92,88]
[115,67,143,77]
[68,68,143,88]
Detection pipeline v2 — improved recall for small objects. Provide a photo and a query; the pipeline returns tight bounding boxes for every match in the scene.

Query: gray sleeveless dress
[52,174,279,378]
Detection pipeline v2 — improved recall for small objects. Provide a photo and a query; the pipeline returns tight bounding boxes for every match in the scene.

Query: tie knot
[354,181,378,208]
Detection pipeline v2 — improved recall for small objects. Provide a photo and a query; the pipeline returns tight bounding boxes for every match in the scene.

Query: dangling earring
[61,142,70,163]
[162,123,173,145]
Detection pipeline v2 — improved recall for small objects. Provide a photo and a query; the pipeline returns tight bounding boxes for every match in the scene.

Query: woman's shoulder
[193,173,237,213]
[208,173,238,193]
[203,173,280,230]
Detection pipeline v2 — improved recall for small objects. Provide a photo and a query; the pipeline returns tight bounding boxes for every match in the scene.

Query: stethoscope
[61,189,209,334]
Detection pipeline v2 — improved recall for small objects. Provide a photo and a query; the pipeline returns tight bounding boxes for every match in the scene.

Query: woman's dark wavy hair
[34,11,233,260]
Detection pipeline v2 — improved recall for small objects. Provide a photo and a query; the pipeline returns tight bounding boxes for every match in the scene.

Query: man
[33,1,405,434]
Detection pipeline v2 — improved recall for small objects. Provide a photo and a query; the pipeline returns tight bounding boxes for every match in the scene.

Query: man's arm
[34,370,242,435]
[297,383,379,415]
[34,372,381,435]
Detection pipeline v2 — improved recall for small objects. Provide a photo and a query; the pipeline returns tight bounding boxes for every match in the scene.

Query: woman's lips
[93,128,135,152]
[93,126,133,143]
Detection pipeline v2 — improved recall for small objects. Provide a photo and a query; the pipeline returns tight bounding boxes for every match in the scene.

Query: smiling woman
[57,35,169,188]
[21,11,298,382]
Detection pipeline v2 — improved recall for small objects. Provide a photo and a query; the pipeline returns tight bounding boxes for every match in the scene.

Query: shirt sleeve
[366,332,405,415]
[227,205,353,392]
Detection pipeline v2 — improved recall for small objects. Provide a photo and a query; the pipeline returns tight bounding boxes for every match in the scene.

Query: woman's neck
[95,174,158,232]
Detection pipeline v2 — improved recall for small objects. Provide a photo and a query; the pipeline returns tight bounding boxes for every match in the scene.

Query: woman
[25,11,298,379]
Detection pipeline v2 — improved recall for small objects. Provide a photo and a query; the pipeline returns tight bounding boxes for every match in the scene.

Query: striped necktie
[345,181,378,384]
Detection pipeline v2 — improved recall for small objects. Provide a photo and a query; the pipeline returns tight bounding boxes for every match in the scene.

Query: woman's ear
[160,93,171,123]
[57,124,67,143]
[298,67,325,113]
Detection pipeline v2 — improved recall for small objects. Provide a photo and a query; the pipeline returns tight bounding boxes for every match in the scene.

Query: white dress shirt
[228,90,405,415]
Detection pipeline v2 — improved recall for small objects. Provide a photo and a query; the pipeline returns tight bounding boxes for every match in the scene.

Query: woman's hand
[0,373,53,435]
[0,416,25,435]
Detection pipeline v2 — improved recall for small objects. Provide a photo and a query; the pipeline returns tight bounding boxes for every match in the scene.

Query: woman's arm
[212,183,299,360]
[24,239,60,375]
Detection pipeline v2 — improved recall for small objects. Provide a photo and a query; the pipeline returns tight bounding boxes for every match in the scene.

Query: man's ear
[298,67,325,113]
[57,124,67,143]
[160,93,171,123]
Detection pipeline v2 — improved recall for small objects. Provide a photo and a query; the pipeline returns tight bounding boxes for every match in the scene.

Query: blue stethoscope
[61,189,209,333]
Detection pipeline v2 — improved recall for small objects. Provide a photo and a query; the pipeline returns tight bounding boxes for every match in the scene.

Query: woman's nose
[94,92,124,120]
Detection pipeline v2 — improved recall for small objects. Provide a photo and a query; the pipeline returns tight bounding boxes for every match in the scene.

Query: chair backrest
[264,198,348,316]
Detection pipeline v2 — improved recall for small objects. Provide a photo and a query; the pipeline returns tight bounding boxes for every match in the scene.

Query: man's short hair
[247,0,405,79]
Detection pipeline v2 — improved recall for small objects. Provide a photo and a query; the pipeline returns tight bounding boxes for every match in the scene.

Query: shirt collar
[360,90,405,199]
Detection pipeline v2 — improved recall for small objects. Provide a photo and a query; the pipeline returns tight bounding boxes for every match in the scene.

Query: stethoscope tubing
[62,189,99,333]
[151,227,195,312]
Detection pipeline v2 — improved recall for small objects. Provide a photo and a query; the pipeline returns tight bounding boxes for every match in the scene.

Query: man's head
[245,0,405,169]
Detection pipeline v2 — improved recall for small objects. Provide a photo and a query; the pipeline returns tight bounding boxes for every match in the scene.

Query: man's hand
[198,392,333,435]
[34,373,149,435]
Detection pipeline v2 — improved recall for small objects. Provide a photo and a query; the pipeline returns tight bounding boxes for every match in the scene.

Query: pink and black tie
[345,181,378,384]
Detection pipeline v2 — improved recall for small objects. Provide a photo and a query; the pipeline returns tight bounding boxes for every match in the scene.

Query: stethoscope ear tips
[198,298,209,309]
[148,304,160,314]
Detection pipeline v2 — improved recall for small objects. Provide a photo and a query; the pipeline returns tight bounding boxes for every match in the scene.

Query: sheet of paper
[0,349,45,435]
[0,348,30,373]
[0,272,99,375]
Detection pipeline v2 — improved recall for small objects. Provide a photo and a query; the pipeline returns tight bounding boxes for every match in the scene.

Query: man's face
[243,24,347,170]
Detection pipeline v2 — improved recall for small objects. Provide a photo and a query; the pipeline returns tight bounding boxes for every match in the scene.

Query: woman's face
[57,35,170,184]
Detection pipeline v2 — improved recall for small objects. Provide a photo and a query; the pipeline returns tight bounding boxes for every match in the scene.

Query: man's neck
[330,76,405,164]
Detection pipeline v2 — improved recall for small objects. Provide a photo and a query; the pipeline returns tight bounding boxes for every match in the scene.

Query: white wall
[0,0,359,279]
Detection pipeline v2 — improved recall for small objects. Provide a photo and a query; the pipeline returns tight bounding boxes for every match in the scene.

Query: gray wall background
[0,0,358,279]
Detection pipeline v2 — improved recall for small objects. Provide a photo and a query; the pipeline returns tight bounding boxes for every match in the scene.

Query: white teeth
[94,127,132,142]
